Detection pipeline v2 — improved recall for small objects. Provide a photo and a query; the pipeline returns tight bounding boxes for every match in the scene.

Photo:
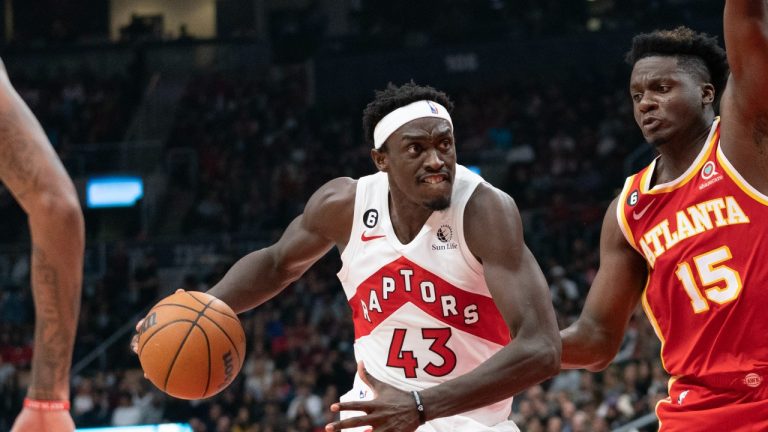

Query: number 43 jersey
[618,117,768,380]
[337,164,515,428]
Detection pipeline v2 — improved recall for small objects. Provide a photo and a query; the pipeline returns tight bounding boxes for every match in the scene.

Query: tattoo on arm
[0,107,42,200]
[29,245,76,399]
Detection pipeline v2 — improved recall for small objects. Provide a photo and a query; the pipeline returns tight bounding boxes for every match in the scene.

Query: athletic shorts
[338,374,520,432]
[657,370,768,431]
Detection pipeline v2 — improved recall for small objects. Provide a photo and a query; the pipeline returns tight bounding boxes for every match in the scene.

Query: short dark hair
[362,81,454,148]
[626,26,729,102]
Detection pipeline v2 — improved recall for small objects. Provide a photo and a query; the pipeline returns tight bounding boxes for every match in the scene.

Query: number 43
[675,246,743,313]
[387,328,457,378]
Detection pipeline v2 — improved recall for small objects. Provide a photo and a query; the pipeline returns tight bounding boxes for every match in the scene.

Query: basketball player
[0,62,84,431]
[560,2,768,429]
[181,83,560,431]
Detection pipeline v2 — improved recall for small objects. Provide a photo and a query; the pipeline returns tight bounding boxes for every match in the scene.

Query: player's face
[374,117,456,211]
[629,56,711,147]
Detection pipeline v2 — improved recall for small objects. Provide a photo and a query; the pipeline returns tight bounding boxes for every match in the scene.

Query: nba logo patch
[426,101,438,114]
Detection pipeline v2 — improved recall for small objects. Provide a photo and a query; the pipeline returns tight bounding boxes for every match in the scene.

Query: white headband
[373,100,453,149]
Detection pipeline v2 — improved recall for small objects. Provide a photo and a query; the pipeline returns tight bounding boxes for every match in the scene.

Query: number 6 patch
[363,209,379,228]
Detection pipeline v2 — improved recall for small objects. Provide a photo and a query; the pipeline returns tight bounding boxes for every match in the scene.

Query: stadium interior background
[0,1,725,431]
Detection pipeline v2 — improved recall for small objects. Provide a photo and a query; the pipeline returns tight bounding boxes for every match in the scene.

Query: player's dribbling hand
[11,407,75,432]
[130,289,186,381]
[130,289,186,355]
[325,362,421,432]
[130,317,144,355]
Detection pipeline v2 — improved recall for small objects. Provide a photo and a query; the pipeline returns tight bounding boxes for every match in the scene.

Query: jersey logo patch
[627,190,639,207]
[698,161,723,190]
[632,199,655,220]
[744,373,763,388]
[361,232,386,242]
[701,161,718,180]
[432,224,458,251]
[436,225,453,243]
[363,209,379,228]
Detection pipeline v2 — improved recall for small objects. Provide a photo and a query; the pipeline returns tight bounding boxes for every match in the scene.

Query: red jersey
[618,118,768,380]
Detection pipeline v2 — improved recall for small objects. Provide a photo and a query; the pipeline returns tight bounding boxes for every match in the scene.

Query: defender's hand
[325,362,421,432]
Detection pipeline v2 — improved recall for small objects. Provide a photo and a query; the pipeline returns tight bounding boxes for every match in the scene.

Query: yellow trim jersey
[617,118,768,380]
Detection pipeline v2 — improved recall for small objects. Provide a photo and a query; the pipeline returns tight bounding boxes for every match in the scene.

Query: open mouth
[420,174,450,184]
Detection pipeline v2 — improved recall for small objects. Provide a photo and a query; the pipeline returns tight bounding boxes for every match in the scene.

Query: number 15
[675,246,743,313]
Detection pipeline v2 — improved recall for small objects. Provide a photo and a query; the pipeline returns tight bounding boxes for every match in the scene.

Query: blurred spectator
[111,392,142,426]
[286,383,323,426]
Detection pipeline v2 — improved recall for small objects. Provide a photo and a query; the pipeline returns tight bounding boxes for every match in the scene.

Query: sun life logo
[432,225,458,251]
[437,225,453,243]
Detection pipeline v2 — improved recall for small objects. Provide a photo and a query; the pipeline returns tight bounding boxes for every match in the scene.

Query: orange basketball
[137,290,246,400]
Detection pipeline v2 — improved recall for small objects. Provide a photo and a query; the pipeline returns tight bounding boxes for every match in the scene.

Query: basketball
[137,290,246,400]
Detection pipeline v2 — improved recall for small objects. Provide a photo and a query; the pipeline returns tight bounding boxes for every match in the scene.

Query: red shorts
[657,370,768,431]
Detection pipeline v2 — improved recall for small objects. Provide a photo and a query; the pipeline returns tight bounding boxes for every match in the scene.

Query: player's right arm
[206,177,356,314]
[560,198,648,371]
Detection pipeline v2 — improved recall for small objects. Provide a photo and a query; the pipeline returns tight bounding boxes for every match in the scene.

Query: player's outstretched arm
[0,61,84,430]
[560,198,647,371]
[723,0,768,112]
[206,177,355,314]
[720,0,768,175]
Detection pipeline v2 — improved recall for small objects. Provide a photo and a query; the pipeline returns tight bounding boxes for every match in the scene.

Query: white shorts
[338,375,520,432]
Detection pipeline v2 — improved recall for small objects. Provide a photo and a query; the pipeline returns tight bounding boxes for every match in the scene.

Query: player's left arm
[417,183,561,417]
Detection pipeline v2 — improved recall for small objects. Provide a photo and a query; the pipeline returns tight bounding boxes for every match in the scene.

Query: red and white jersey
[617,118,768,380]
[337,165,516,430]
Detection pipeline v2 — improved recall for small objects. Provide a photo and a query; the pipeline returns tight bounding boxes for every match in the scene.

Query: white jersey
[337,165,519,431]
